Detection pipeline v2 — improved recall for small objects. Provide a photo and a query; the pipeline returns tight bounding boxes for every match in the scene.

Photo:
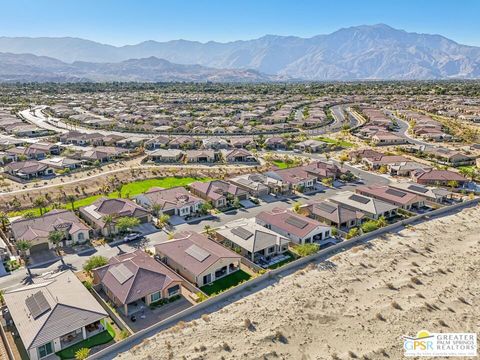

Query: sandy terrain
[118,205,480,360]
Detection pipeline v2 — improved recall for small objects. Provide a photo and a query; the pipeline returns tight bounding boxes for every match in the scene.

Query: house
[4,160,54,180]
[10,209,91,254]
[148,149,184,163]
[256,207,331,245]
[59,131,105,146]
[190,180,249,208]
[411,169,467,186]
[294,139,327,153]
[7,143,60,160]
[371,131,407,146]
[387,161,432,176]
[389,182,453,203]
[356,185,425,210]
[228,174,270,197]
[329,191,398,219]
[3,270,108,360]
[264,136,287,150]
[144,135,170,150]
[202,138,229,150]
[265,167,316,192]
[185,150,217,163]
[363,155,410,170]
[92,250,183,316]
[348,149,384,162]
[154,231,241,287]
[230,137,255,149]
[302,161,346,181]
[168,136,196,149]
[39,157,82,171]
[301,201,364,229]
[222,148,257,163]
[216,218,289,263]
[79,198,151,236]
[135,187,204,218]
[79,146,128,163]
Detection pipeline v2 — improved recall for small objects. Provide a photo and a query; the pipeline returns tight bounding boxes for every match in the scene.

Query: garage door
[30,242,50,253]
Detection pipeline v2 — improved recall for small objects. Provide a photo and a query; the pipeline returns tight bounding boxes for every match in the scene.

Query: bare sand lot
[118,206,480,360]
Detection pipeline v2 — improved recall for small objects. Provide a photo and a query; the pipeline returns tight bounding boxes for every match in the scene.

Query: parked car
[123,233,144,242]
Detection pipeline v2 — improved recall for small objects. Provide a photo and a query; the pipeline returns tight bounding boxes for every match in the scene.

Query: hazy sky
[0,0,479,46]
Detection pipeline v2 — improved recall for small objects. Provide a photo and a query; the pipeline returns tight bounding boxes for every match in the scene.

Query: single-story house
[3,270,108,360]
[4,160,54,180]
[155,231,241,287]
[189,180,249,208]
[329,191,398,220]
[228,174,270,197]
[135,186,204,218]
[411,169,467,186]
[356,185,425,210]
[389,182,453,203]
[256,207,331,245]
[79,198,151,236]
[92,250,184,316]
[222,148,257,163]
[300,201,364,229]
[185,150,217,163]
[294,139,327,153]
[10,209,91,253]
[148,149,184,163]
[216,217,289,263]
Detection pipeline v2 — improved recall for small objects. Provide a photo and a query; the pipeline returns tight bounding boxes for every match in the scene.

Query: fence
[90,286,133,335]
[90,197,479,359]
[0,323,15,360]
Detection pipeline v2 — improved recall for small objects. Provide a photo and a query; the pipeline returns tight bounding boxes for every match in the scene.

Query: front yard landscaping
[55,321,116,359]
[314,136,354,148]
[201,270,251,296]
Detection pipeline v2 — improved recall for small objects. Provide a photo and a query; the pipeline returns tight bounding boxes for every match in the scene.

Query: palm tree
[65,194,76,211]
[0,211,9,232]
[151,203,162,217]
[292,202,302,213]
[203,225,213,236]
[48,230,65,265]
[157,214,170,229]
[103,215,115,236]
[377,216,388,228]
[16,240,32,277]
[33,196,47,216]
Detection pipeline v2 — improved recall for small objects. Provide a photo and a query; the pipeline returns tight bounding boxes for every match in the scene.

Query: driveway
[133,223,159,235]
[239,199,257,209]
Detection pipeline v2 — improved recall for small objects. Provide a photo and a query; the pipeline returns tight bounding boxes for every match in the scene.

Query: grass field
[314,136,354,148]
[272,160,300,169]
[8,177,213,217]
[201,270,251,296]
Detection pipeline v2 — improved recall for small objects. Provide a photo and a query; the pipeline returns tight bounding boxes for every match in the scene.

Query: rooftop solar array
[25,291,51,319]
[408,184,429,194]
[185,244,210,262]
[385,188,407,197]
[231,227,253,240]
[285,216,309,229]
[110,263,134,285]
[315,202,337,214]
[349,194,370,204]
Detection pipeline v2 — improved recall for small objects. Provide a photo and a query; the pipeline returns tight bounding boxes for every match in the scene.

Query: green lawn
[267,252,296,269]
[272,160,299,169]
[55,325,115,360]
[314,136,354,148]
[8,177,213,217]
[201,270,251,296]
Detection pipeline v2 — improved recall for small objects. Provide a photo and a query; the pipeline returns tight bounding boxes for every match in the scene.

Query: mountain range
[1,24,480,82]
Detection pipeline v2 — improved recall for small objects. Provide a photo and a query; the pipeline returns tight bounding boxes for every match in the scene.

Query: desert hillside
[117,206,480,360]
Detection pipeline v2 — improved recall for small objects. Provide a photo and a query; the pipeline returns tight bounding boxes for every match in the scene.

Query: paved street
[384,109,430,146]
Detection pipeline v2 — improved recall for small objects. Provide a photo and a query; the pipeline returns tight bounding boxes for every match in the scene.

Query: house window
[168,285,180,297]
[151,291,161,303]
[38,342,53,358]
[268,246,276,254]
[78,232,85,242]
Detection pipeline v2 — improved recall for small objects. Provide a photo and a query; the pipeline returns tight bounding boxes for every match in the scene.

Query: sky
[0,0,479,46]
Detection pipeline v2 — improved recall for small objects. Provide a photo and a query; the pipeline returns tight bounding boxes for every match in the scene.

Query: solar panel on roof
[110,263,134,285]
[385,188,407,197]
[315,202,337,214]
[408,184,429,193]
[285,216,309,229]
[349,194,370,204]
[185,244,210,262]
[231,227,253,240]
[25,291,51,319]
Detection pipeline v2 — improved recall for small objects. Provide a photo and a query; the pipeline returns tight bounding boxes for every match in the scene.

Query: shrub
[83,255,108,272]
[75,348,90,360]
[294,243,320,257]
[346,227,359,239]
[361,220,379,233]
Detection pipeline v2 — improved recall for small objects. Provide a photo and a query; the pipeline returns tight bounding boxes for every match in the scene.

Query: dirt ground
[117,205,480,360]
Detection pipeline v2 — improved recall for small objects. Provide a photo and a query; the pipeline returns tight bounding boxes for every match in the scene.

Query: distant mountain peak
[0,24,479,80]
